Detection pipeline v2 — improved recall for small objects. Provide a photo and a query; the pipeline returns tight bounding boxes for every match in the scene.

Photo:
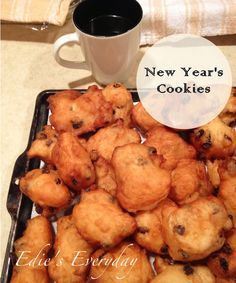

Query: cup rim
[73,0,143,39]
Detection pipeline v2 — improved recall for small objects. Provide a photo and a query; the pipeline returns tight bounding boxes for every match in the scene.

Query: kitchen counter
[1,20,236,270]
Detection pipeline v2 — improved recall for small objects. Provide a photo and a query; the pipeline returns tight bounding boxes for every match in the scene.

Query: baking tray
[1,89,140,283]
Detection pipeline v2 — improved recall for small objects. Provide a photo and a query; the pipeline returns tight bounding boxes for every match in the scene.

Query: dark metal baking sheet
[1,89,140,283]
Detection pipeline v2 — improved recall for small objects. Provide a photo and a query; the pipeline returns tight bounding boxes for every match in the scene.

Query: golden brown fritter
[52,132,95,191]
[162,197,232,261]
[219,157,236,227]
[131,102,162,133]
[20,169,71,211]
[151,256,215,283]
[135,199,177,254]
[27,125,58,164]
[10,266,50,283]
[208,229,236,279]
[112,143,171,212]
[11,216,53,283]
[191,117,236,159]
[48,87,113,135]
[88,242,154,283]
[206,158,236,227]
[87,120,140,161]
[145,126,196,170]
[77,137,87,149]
[14,216,53,263]
[219,89,236,126]
[207,160,221,189]
[72,189,136,248]
[102,83,133,127]
[216,278,236,283]
[93,156,117,196]
[170,159,212,205]
[48,216,94,283]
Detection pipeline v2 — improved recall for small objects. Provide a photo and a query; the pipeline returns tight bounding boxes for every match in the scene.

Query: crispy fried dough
[219,89,236,126]
[87,120,140,161]
[215,278,236,283]
[191,117,236,159]
[112,143,171,212]
[135,199,176,254]
[208,229,236,279]
[48,87,113,135]
[151,256,215,283]
[20,169,71,210]
[52,132,95,191]
[94,156,117,196]
[102,83,133,127]
[162,197,232,261]
[170,159,212,205]
[145,126,196,170]
[27,125,58,164]
[48,216,94,283]
[131,102,161,133]
[207,160,221,189]
[10,216,53,283]
[14,216,53,263]
[10,266,50,283]
[88,242,154,283]
[219,157,236,227]
[72,189,137,248]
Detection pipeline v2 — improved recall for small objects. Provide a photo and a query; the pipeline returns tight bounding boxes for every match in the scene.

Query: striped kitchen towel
[140,0,236,45]
[1,0,72,26]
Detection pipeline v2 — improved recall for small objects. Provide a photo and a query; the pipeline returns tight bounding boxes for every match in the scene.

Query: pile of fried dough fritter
[11,84,236,283]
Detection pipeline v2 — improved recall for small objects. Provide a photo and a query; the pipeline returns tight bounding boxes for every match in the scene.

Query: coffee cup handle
[53,32,89,69]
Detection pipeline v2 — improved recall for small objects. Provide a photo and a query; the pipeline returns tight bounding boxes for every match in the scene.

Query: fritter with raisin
[48,87,113,135]
[112,143,171,212]
[27,125,58,164]
[219,89,236,126]
[162,197,232,261]
[219,157,236,227]
[135,199,177,254]
[145,126,196,170]
[191,117,236,159]
[102,83,133,127]
[208,229,236,279]
[87,119,140,161]
[151,256,215,283]
[20,169,71,212]
[52,132,95,191]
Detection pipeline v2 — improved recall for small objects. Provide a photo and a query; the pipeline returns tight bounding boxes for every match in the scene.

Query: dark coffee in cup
[86,15,134,36]
[73,0,142,37]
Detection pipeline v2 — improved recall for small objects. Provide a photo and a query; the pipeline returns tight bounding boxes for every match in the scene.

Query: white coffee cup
[54,0,143,85]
